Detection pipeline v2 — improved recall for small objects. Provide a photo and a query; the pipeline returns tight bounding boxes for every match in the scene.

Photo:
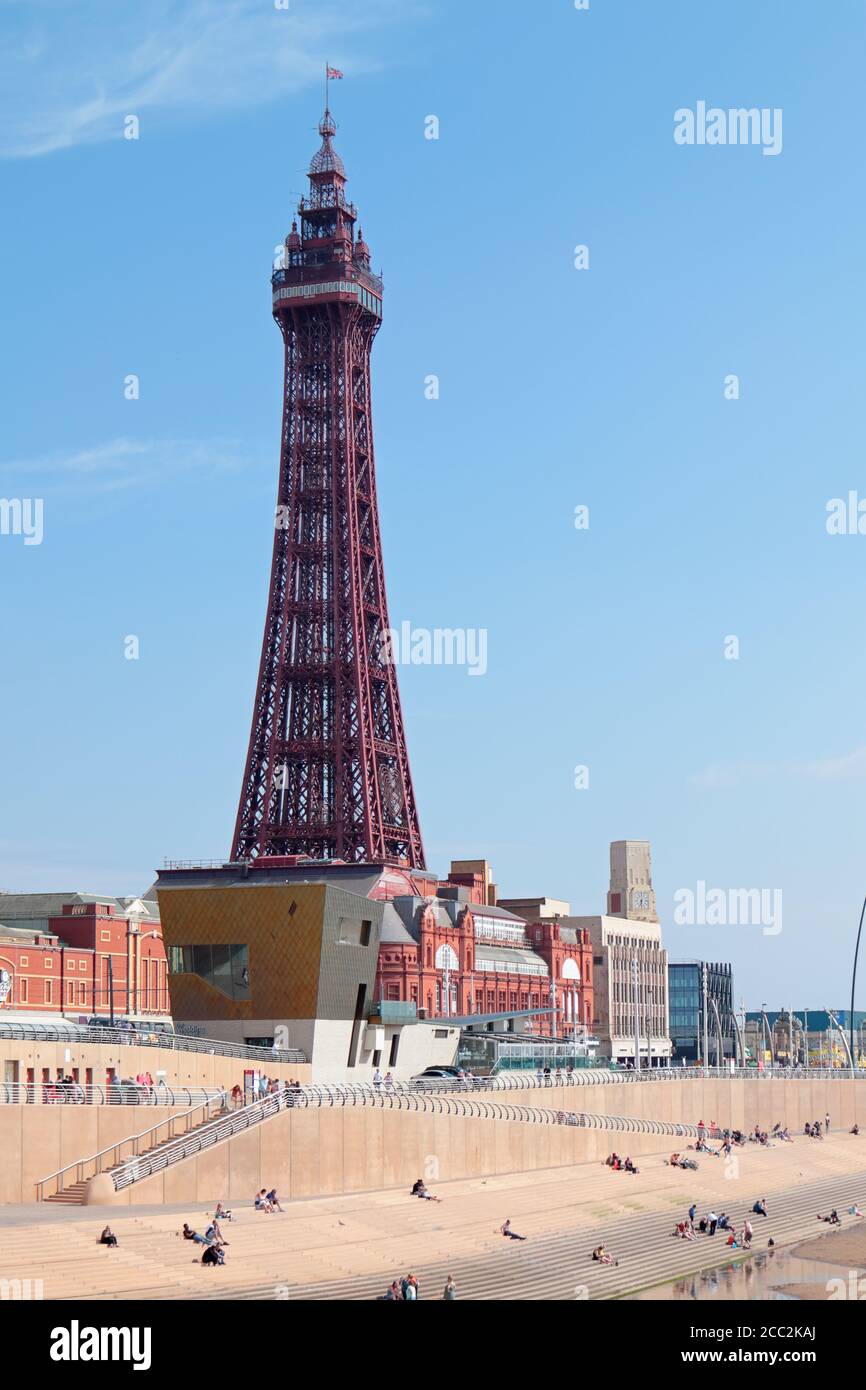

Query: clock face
[632,890,650,910]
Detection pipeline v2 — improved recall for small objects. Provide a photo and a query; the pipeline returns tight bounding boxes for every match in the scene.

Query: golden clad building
[156,859,459,1081]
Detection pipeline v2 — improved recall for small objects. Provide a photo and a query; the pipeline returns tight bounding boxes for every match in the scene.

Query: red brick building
[0,894,169,1022]
[375,866,593,1038]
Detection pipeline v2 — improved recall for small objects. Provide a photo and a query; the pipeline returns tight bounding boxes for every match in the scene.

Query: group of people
[410,1178,441,1202]
[604,1152,639,1174]
[254,1188,283,1212]
[688,1120,807,1157]
[534,1066,580,1086]
[44,1075,87,1104]
[804,1114,832,1138]
[228,1077,303,1109]
[673,1198,769,1249]
[816,1204,862,1225]
[381,1273,422,1299]
[182,1212,231,1266]
[381,1273,458,1299]
[668,1152,699,1171]
[372,1069,397,1092]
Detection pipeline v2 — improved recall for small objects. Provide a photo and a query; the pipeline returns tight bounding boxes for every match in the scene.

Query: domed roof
[309,109,345,177]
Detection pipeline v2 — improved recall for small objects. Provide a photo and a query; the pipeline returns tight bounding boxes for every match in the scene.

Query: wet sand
[771,1221,866,1299]
[790,1221,866,1268]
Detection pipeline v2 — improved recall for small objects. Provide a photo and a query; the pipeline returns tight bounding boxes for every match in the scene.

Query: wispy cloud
[806,746,866,780]
[690,747,866,789]
[0,436,254,492]
[0,0,421,159]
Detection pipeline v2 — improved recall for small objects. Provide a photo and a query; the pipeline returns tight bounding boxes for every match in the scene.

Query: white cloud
[690,747,866,788]
[0,436,253,491]
[806,747,866,780]
[0,0,420,159]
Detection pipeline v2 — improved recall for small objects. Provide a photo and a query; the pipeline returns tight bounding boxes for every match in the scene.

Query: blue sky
[1,0,865,1009]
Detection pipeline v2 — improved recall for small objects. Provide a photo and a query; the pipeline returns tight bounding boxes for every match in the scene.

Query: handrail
[2,1082,225,1107]
[409,1065,866,1092]
[34,1091,227,1201]
[107,1083,702,1193]
[0,1020,305,1065]
[112,1090,290,1190]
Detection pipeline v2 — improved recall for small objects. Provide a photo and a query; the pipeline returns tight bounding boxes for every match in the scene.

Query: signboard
[0,970,11,1005]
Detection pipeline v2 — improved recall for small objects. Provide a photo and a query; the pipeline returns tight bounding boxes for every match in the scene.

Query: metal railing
[480,1065,866,1087]
[108,1083,699,1193]
[2,1082,226,1107]
[112,1088,290,1190]
[0,1020,305,1065]
[35,1092,228,1200]
[410,1066,866,1093]
[31,1067,866,1198]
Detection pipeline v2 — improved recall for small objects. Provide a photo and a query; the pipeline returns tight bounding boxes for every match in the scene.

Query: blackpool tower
[231,101,425,869]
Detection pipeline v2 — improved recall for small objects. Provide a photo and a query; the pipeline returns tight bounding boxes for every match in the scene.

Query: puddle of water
[627,1248,846,1301]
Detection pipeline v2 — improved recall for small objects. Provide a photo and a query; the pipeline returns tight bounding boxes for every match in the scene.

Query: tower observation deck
[231,105,425,869]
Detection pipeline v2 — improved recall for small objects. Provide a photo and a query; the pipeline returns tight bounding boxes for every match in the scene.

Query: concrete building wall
[83,1075,866,1209]
[0,1036,311,1095]
[0,1103,193,1204]
[174,1016,459,1082]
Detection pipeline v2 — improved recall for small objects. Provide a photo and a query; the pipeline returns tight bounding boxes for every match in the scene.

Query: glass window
[191,945,212,980]
[168,943,250,1000]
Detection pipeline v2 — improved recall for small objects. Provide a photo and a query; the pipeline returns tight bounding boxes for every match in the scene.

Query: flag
[327,67,344,80]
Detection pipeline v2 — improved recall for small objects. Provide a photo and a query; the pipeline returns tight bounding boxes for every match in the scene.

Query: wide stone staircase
[7,1133,865,1301]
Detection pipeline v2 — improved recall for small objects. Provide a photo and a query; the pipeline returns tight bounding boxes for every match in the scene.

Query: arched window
[434,943,459,971]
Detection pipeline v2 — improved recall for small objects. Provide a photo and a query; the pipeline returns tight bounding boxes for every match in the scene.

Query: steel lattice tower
[231,104,425,868]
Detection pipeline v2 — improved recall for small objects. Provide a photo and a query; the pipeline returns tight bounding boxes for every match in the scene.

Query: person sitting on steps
[411,1178,441,1202]
[501,1219,527,1241]
[591,1245,618,1266]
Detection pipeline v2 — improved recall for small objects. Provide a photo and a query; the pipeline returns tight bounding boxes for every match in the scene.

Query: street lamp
[850,897,866,1074]
[825,1006,854,1075]
[760,1004,773,1069]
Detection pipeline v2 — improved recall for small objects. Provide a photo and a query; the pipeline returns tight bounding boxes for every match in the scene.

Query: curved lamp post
[760,1007,774,1068]
[709,998,725,1069]
[825,1006,854,1075]
[851,896,866,1075]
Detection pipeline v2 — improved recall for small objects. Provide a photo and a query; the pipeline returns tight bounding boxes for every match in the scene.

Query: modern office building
[668,960,735,1064]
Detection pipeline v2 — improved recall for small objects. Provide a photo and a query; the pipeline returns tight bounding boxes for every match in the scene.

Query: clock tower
[606,840,658,923]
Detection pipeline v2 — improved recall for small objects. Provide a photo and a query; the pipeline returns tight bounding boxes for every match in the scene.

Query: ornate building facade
[375,869,594,1038]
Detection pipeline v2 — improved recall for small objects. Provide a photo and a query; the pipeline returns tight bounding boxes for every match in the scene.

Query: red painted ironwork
[231,106,425,868]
